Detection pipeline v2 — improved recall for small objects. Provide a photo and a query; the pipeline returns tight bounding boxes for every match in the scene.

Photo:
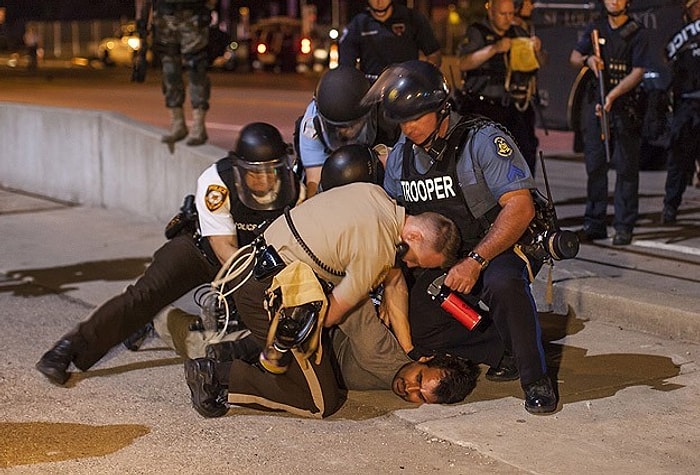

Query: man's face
[399,112,439,147]
[400,245,445,269]
[488,0,516,35]
[244,169,277,196]
[603,0,628,16]
[392,362,447,404]
[689,1,700,21]
[368,0,393,20]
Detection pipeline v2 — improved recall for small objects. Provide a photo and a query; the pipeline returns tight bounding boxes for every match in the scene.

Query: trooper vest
[400,115,501,253]
[666,18,700,97]
[215,158,294,246]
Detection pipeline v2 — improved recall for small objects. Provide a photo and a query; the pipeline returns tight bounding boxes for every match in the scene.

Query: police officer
[457,0,544,175]
[569,0,650,245]
[35,123,301,386]
[296,66,381,196]
[365,60,557,414]
[338,0,442,83]
[661,0,700,224]
[135,0,214,145]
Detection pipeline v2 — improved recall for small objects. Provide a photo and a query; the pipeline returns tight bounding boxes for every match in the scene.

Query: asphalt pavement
[1,79,700,472]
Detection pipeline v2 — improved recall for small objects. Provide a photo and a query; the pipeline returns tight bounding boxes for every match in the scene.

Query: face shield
[316,109,377,152]
[231,154,298,211]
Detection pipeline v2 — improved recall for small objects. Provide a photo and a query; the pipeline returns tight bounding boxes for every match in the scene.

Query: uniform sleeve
[630,27,651,69]
[457,24,486,56]
[298,101,329,169]
[338,16,361,67]
[413,11,440,56]
[573,23,595,56]
[382,137,407,200]
[195,165,237,238]
[464,125,535,199]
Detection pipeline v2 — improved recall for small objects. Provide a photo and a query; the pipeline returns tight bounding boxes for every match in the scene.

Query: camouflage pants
[155,9,211,110]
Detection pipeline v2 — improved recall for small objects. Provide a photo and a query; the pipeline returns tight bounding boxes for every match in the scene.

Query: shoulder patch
[302,117,317,139]
[205,184,228,212]
[494,136,513,158]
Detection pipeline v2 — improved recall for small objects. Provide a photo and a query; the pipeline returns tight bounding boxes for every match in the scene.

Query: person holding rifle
[569,0,650,246]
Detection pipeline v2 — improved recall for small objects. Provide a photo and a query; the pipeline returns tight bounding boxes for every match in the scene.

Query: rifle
[591,29,611,163]
[131,4,150,83]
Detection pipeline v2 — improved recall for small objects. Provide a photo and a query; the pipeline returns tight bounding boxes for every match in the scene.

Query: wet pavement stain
[1,258,151,296]
[468,309,683,408]
[0,422,150,468]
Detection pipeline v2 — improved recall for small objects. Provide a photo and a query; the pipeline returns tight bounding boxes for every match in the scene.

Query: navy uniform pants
[409,251,547,386]
[664,99,700,212]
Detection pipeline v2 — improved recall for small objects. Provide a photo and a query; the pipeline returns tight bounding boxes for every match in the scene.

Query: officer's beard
[605,5,628,17]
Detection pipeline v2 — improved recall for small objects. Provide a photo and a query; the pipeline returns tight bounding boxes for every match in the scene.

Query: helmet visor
[317,110,377,151]
[232,155,298,211]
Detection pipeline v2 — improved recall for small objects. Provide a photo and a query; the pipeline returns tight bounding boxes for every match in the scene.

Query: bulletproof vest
[399,115,501,253]
[463,23,535,102]
[666,19,700,96]
[597,18,641,92]
[215,158,292,246]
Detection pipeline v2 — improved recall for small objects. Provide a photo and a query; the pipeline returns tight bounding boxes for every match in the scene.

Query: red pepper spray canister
[427,274,482,331]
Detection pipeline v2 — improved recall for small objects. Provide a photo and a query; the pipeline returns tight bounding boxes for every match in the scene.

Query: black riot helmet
[230,122,298,211]
[319,144,385,192]
[314,66,377,151]
[362,60,450,123]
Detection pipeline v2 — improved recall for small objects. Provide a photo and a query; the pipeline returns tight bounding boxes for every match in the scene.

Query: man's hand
[444,257,482,295]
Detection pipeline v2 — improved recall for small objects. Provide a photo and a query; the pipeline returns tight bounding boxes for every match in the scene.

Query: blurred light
[329,43,339,69]
[127,37,141,51]
[257,43,267,54]
[329,28,339,40]
[300,37,312,55]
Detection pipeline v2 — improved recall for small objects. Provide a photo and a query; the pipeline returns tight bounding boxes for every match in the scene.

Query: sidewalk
[1,143,699,472]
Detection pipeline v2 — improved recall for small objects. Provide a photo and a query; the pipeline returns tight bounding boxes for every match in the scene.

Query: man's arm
[304,166,321,197]
[424,50,442,68]
[602,67,645,111]
[206,234,239,265]
[460,37,511,72]
[444,188,535,294]
[378,267,413,354]
[324,293,355,327]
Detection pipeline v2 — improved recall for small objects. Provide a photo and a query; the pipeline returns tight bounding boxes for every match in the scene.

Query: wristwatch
[467,251,489,270]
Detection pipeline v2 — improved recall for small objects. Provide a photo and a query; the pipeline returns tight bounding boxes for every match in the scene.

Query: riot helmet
[314,66,377,151]
[319,144,385,192]
[362,60,450,123]
[231,122,298,211]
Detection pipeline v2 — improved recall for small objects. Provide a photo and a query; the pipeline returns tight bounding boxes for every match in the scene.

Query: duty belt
[682,90,700,100]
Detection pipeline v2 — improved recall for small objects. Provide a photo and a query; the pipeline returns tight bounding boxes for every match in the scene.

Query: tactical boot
[205,336,261,364]
[35,338,77,386]
[523,375,558,414]
[184,358,228,418]
[186,108,208,146]
[485,351,519,382]
[122,322,155,351]
[161,107,188,143]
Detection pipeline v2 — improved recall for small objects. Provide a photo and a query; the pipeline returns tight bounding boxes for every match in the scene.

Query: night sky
[1,0,135,21]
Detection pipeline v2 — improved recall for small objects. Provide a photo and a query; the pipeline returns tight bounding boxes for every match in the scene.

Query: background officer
[457,0,544,175]
[366,59,557,415]
[135,0,215,146]
[338,0,442,83]
[661,0,700,224]
[296,66,380,197]
[569,0,650,245]
[35,123,301,386]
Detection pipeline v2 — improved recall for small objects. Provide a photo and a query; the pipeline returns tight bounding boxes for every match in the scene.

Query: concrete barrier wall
[0,102,226,223]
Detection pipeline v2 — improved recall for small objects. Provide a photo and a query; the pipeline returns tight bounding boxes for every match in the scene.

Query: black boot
[184,358,228,418]
[205,335,261,364]
[523,375,558,414]
[122,322,155,351]
[35,339,76,386]
[485,351,519,382]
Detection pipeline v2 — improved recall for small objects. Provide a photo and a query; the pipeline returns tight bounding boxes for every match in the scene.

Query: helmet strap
[416,106,450,161]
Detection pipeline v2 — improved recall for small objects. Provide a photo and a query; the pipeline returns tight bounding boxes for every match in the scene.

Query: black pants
[409,251,547,386]
[227,275,346,418]
[664,99,700,212]
[70,234,220,370]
